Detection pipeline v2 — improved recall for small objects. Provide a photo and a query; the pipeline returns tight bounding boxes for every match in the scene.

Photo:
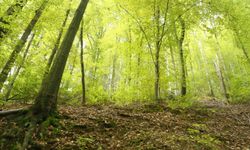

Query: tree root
[21,122,36,150]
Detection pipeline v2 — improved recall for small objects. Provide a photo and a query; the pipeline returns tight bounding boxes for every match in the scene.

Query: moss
[41,116,60,128]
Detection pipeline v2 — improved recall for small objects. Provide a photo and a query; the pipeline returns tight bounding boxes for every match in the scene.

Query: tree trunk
[213,55,229,101]
[32,0,89,120]
[80,21,86,105]
[197,35,214,97]
[0,0,48,91]
[4,33,35,101]
[111,53,117,95]
[175,17,187,96]
[231,24,250,64]
[154,5,161,102]
[43,7,71,77]
[0,0,28,40]
[214,34,230,100]
[169,43,178,96]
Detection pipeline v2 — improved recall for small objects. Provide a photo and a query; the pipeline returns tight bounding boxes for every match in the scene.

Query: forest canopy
[0,0,250,149]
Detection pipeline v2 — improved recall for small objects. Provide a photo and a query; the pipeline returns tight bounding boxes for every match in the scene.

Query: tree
[32,0,89,120]
[119,0,170,102]
[80,21,86,105]
[174,17,187,96]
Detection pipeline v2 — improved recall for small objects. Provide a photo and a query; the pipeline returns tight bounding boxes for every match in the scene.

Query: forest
[0,0,250,149]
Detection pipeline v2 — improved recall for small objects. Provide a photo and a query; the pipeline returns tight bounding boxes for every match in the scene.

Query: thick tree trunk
[80,21,86,105]
[4,33,35,101]
[32,0,89,120]
[0,0,28,40]
[0,0,48,91]
[43,8,71,77]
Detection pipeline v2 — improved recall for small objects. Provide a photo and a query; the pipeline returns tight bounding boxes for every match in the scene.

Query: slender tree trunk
[214,34,230,99]
[127,27,132,85]
[197,37,214,97]
[80,21,86,105]
[0,0,48,91]
[231,25,250,64]
[187,45,197,94]
[32,0,89,120]
[4,33,35,101]
[86,33,102,84]
[43,7,71,77]
[154,5,161,102]
[169,44,178,96]
[111,53,117,94]
[236,33,250,64]
[0,0,28,40]
[213,55,229,101]
[175,17,187,96]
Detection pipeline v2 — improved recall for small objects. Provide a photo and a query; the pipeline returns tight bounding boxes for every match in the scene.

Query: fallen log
[0,108,29,117]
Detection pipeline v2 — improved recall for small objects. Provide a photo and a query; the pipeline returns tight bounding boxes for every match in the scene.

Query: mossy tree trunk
[174,17,187,96]
[32,0,89,120]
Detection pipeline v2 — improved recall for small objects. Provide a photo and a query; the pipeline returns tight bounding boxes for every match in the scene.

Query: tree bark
[154,4,161,102]
[4,33,35,101]
[0,0,48,91]
[174,17,187,96]
[80,21,86,105]
[32,0,89,120]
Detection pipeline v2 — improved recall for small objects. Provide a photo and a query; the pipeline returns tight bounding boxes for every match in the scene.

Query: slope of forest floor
[0,101,250,150]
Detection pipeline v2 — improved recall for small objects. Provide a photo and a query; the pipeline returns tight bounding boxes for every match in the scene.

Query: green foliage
[0,0,250,106]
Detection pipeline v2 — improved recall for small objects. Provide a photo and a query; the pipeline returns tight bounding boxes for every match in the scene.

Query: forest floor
[0,100,250,150]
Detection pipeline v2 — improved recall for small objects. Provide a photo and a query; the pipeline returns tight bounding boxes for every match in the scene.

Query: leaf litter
[0,103,250,149]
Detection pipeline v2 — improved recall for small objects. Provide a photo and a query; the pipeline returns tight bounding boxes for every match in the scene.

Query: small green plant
[76,136,95,149]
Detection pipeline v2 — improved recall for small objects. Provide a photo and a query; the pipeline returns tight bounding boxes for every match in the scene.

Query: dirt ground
[0,102,250,150]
